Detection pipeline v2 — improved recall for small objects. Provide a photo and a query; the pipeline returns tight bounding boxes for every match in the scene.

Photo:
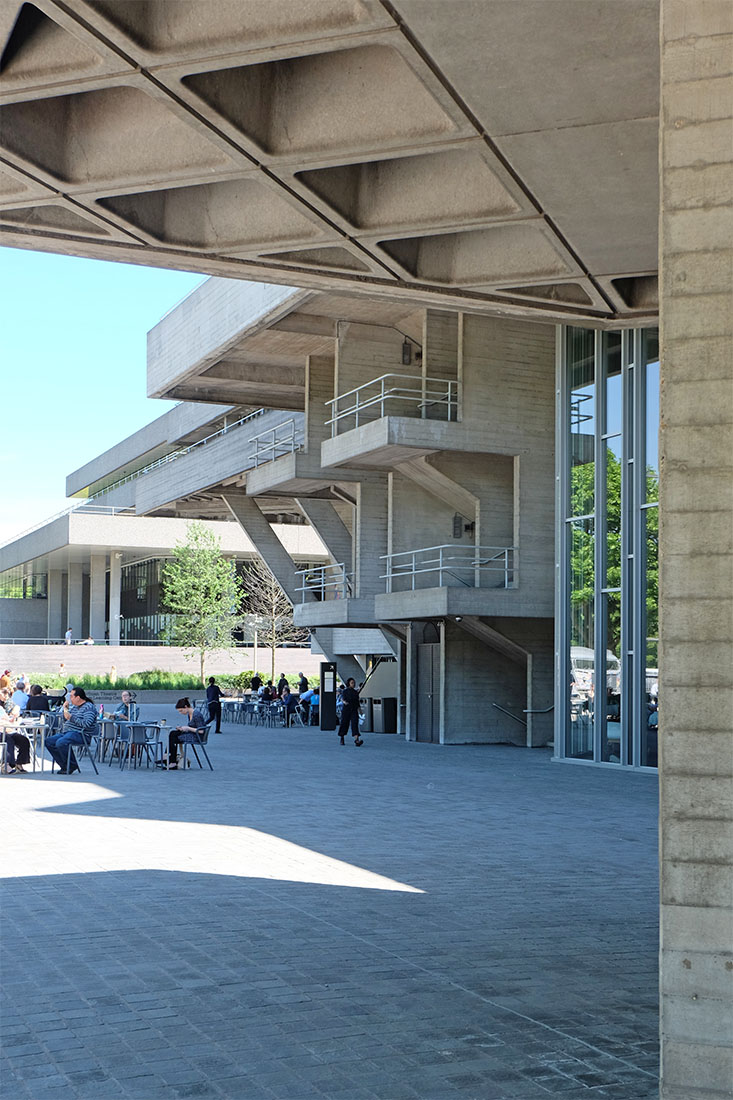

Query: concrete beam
[295,498,352,569]
[221,491,308,607]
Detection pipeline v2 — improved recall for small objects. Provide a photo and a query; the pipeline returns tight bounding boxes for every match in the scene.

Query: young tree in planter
[161,521,244,683]
[241,558,308,682]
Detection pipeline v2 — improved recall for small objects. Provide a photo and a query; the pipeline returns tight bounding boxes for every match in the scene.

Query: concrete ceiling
[0,0,660,324]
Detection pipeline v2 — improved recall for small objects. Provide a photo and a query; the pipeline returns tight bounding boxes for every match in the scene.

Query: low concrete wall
[1,643,322,679]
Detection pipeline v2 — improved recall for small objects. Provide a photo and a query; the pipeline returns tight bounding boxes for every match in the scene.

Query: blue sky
[0,247,206,544]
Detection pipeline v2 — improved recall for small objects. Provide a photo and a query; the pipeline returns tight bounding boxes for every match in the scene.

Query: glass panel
[568,328,595,517]
[645,358,660,503]
[605,436,622,589]
[604,332,622,436]
[567,518,595,758]
[602,592,622,763]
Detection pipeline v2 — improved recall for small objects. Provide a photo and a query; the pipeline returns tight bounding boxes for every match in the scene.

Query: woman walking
[337,678,363,747]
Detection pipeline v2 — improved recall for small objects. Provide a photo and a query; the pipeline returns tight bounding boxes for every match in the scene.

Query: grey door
[416,643,440,742]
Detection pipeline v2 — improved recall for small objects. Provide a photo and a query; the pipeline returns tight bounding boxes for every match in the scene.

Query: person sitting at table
[281,686,298,727]
[160,698,206,769]
[26,684,50,713]
[262,681,274,702]
[11,679,29,711]
[113,690,139,725]
[0,688,32,773]
[45,687,98,775]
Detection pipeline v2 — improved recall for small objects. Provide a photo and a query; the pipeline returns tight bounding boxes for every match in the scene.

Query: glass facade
[557,326,659,768]
[0,568,48,599]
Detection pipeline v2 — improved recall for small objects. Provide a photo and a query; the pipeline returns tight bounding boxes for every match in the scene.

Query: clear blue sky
[0,247,207,544]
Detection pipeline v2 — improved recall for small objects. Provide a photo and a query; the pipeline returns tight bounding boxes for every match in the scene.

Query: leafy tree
[160,521,244,682]
[241,558,308,682]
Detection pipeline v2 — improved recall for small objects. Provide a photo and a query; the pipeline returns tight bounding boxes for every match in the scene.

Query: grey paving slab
[1,717,658,1099]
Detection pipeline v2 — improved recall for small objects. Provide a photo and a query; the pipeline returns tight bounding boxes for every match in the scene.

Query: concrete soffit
[0,0,660,326]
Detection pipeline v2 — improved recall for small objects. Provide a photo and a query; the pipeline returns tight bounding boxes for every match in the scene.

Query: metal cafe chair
[54,724,99,775]
[178,720,214,771]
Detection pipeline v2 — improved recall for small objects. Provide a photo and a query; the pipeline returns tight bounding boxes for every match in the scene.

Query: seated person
[281,687,298,726]
[161,698,206,769]
[0,689,32,773]
[11,680,29,711]
[261,681,274,702]
[299,686,315,720]
[113,690,139,724]
[45,687,98,774]
[308,690,320,722]
[26,684,50,713]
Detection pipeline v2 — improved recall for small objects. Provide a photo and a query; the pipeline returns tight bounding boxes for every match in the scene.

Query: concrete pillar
[46,569,64,642]
[659,4,733,1099]
[89,554,106,641]
[108,552,122,645]
[222,491,308,606]
[295,498,352,569]
[305,354,335,454]
[354,477,389,596]
[66,562,83,642]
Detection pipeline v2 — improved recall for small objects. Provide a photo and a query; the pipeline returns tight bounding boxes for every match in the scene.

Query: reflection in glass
[605,438,622,589]
[645,359,660,502]
[604,333,622,436]
[641,505,659,767]
[602,592,622,763]
[569,328,595,517]
[567,518,595,758]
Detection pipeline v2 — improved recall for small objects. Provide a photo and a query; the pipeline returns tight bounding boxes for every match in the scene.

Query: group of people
[247,672,320,727]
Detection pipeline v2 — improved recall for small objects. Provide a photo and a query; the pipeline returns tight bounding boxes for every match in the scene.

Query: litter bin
[361,698,373,733]
[372,697,397,734]
[382,697,398,733]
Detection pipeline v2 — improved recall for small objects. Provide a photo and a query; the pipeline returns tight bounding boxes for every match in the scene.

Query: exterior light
[402,338,412,365]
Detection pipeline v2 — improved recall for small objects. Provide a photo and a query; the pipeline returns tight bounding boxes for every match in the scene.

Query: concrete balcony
[291,563,376,627]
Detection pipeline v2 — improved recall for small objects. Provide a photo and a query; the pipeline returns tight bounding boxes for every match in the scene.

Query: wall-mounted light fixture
[402,338,412,365]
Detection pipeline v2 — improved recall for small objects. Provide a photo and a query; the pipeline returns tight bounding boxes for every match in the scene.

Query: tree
[160,521,243,682]
[241,558,308,681]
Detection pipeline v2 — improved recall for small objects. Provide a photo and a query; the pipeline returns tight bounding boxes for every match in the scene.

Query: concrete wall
[147,278,308,398]
[0,598,47,641]
[659,4,733,1098]
[442,619,527,745]
[0,643,322,679]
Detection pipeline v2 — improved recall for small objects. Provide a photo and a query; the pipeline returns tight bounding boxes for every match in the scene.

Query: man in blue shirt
[46,687,98,774]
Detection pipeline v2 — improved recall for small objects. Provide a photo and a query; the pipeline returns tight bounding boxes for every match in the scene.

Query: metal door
[416,643,440,742]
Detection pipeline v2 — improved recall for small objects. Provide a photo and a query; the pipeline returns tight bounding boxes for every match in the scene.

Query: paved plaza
[1,712,659,1100]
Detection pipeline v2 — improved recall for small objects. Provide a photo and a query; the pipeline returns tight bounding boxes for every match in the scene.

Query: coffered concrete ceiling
[0,0,660,324]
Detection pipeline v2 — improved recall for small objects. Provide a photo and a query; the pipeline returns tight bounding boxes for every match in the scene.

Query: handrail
[0,503,134,549]
[248,418,303,467]
[88,408,266,500]
[381,544,516,591]
[295,562,353,603]
[325,373,458,436]
[491,702,527,726]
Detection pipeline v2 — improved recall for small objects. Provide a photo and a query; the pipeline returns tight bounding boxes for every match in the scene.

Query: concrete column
[222,491,308,606]
[354,477,389,596]
[108,552,122,645]
[46,569,64,642]
[295,498,352,568]
[89,554,106,641]
[305,354,335,454]
[66,562,83,642]
[659,5,733,1099]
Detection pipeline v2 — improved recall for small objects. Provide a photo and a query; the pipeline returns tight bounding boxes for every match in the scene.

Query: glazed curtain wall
[556,327,659,768]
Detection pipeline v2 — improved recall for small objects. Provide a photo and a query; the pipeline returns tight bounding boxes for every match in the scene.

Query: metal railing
[0,504,134,550]
[381,544,516,592]
[248,418,304,467]
[325,373,459,436]
[87,408,266,500]
[295,562,353,603]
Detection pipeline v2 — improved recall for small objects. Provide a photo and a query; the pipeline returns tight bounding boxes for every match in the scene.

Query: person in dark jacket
[205,676,224,733]
[26,684,50,712]
[298,672,308,695]
[277,673,288,697]
[337,678,363,746]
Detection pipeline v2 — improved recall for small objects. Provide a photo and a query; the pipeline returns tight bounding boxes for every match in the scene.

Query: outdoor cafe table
[1,716,48,773]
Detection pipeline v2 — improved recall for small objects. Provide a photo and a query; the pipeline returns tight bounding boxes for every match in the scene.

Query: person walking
[206,676,224,733]
[337,678,363,747]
